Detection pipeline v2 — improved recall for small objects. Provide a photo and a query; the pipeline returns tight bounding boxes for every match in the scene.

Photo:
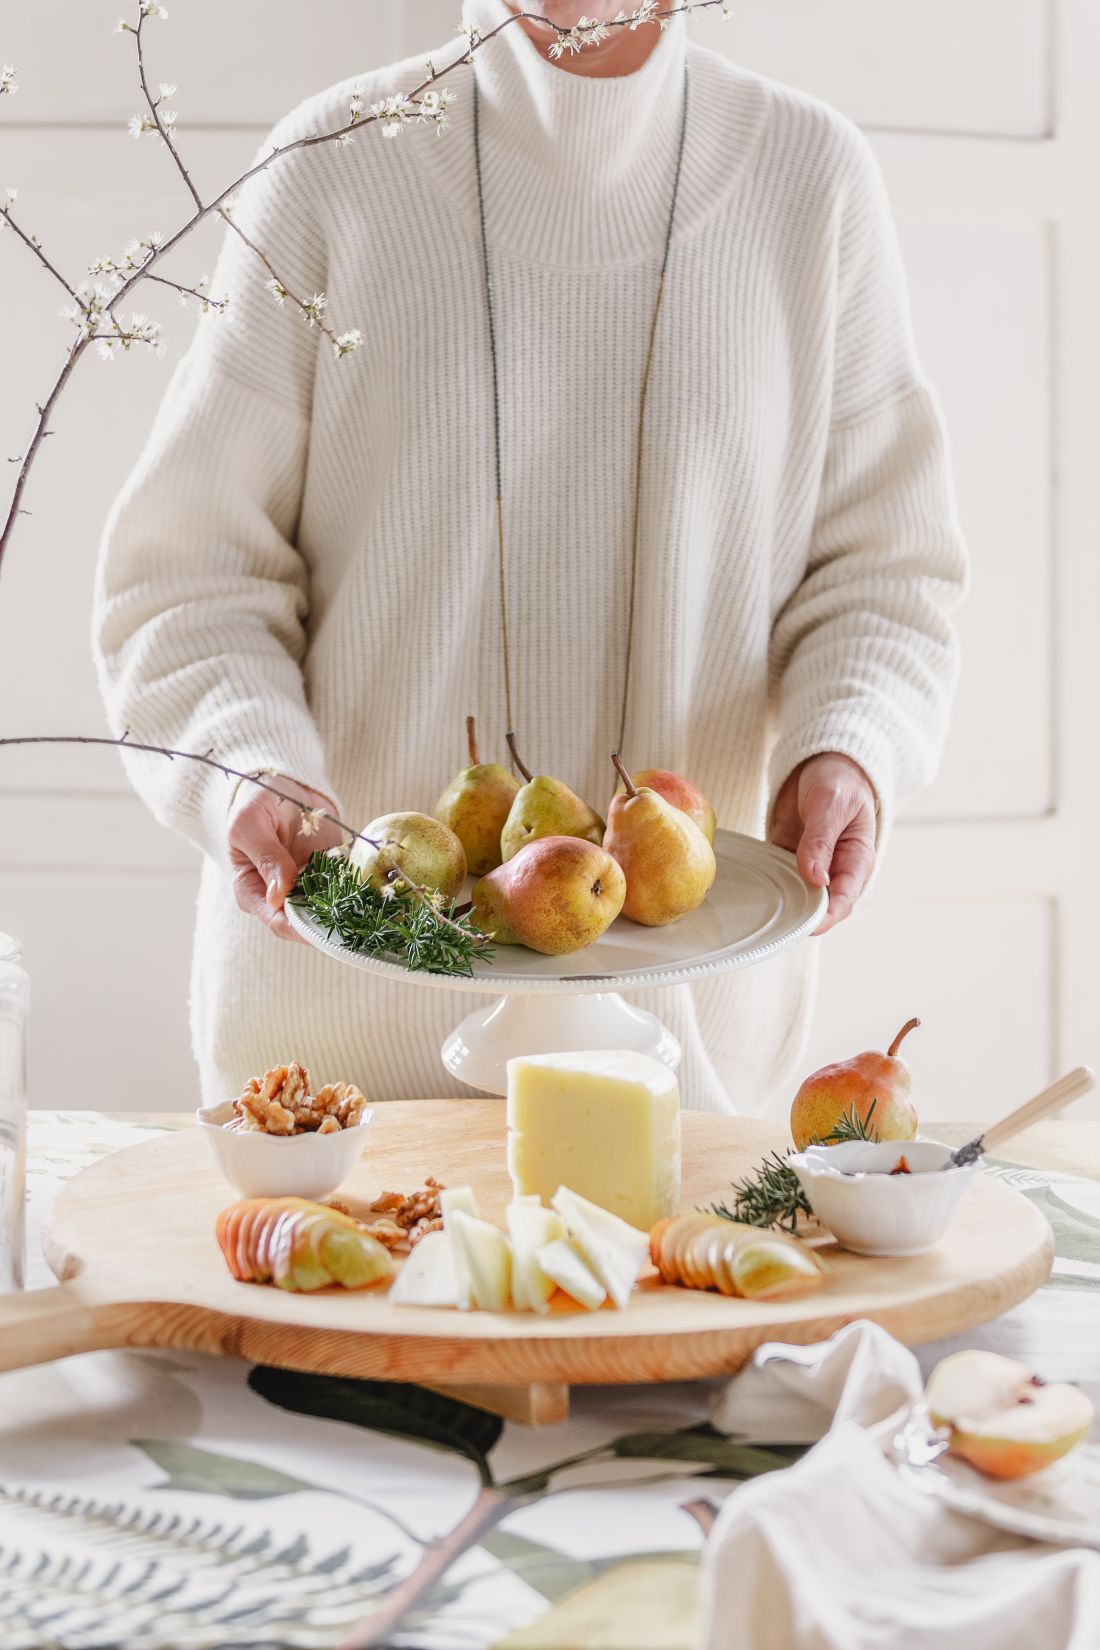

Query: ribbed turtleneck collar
[420,0,695,268]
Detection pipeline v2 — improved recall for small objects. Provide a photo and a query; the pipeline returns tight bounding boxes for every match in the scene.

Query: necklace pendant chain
[473,59,690,758]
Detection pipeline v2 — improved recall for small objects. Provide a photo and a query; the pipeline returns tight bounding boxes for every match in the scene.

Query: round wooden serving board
[0,1103,1054,1425]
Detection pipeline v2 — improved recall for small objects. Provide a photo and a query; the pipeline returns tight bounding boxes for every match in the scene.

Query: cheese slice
[551,1186,650,1310]
[440,1185,479,1310]
[388,1230,459,1308]
[448,1209,512,1313]
[507,1201,565,1314]
[536,1238,606,1312]
[507,1051,681,1230]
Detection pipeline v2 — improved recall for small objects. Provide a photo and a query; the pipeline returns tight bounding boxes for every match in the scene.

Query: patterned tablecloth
[3,1111,1099,1650]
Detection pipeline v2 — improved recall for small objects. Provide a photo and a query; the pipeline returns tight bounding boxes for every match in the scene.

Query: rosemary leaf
[711,1103,881,1233]
[291,851,496,978]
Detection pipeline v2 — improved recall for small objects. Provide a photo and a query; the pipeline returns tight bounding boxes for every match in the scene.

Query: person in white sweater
[94,0,967,1113]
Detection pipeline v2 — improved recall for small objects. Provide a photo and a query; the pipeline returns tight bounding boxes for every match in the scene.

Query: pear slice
[448,1209,512,1313]
[388,1230,459,1308]
[536,1238,607,1311]
[507,1202,565,1314]
[551,1186,649,1309]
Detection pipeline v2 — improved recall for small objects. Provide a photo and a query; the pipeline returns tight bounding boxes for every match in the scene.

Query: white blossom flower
[550,16,610,57]
[332,328,362,359]
[140,1,169,17]
[299,807,326,838]
[370,92,417,138]
[265,276,287,306]
[302,291,327,327]
[461,24,480,63]
[3,185,16,208]
[128,113,157,139]
[349,89,364,123]
[629,0,659,28]
[114,18,132,34]
[0,64,18,96]
[157,82,177,100]
[161,108,178,130]
[417,88,454,133]
[333,131,355,149]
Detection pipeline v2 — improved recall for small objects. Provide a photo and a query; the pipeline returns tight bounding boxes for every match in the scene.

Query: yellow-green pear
[434,716,520,878]
[350,811,466,901]
[603,753,716,926]
[500,733,605,862]
[471,835,625,955]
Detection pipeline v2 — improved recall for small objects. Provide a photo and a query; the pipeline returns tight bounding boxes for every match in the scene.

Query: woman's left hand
[769,752,877,934]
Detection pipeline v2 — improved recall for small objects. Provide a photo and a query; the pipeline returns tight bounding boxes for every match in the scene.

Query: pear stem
[610,751,637,798]
[466,715,480,766]
[888,1017,921,1058]
[506,731,533,784]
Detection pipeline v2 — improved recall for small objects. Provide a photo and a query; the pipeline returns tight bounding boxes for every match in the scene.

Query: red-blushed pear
[926,1349,1094,1479]
[603,753,716,927]
[470,835,626,955]
[790,1018,921,1151]
[433,715,520,878]
[499,732,605,862]
[614,767,717,844]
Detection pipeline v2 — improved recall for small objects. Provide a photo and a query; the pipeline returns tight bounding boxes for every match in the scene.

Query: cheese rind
[507,1050,681,1230]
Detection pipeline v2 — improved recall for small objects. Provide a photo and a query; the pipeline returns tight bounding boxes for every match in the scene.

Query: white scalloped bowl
[196,1099,374,1200]
[788,1138,977,1257]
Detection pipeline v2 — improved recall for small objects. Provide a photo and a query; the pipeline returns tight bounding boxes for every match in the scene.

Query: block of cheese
[506,1050,681,1230]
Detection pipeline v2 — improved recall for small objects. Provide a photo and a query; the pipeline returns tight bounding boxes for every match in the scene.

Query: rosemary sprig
[710,1103,880,1233]
[291,851,496,978]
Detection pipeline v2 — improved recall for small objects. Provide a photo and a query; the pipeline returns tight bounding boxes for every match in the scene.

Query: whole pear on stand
[434,715,520,877]
[603,753,716,926]
[499,733,605,862]
[615,767,717,844]
[350,811,466,902]
[471,835,626,955]
[789,1019,921,1151]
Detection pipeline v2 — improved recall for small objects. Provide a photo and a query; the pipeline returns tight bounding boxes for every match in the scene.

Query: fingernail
[266,879,279,903]
[813,863,830,887]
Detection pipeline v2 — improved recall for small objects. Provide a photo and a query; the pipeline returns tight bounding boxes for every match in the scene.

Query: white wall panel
[0,2,458,130]
[693,0,1052,138]
[897,215,1053,821]
[805,896,1054,1124]
[0,866,197,1111]
[2,3,1052,137]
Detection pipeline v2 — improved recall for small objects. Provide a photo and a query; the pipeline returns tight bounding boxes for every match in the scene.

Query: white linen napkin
[699,1321,1100,1650]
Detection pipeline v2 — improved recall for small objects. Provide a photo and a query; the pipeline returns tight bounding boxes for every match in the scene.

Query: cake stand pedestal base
[440,990,681,1097]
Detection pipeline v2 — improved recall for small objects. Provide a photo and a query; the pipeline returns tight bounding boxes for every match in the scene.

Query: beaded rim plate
[286,828,827,996]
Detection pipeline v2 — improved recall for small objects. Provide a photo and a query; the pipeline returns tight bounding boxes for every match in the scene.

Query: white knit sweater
[94,0,966,1113]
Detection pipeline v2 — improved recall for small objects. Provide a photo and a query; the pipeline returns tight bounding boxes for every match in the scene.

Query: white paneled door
[1,2,1096,1115]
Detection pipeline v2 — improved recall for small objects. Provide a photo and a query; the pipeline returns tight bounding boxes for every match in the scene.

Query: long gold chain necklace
[472,60,689,754]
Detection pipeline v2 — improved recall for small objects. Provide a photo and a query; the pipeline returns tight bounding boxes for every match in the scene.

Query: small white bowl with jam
[787,1138,977,1257]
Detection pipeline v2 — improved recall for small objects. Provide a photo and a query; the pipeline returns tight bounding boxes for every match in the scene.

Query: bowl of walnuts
[198,1062,373,1200]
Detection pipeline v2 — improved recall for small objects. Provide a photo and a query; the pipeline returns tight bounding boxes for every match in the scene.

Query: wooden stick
[981,1066,1096,1153]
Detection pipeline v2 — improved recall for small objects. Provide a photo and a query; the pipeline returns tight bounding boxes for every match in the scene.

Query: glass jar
[0,931,27,1291]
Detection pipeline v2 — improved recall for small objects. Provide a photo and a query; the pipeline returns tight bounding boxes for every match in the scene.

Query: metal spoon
[943,1065,1096,1168]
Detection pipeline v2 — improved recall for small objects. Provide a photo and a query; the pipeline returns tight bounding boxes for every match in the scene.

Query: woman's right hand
[228,774,344,941]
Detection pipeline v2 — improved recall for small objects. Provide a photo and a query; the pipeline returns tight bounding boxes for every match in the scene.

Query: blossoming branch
[0,0,733,573]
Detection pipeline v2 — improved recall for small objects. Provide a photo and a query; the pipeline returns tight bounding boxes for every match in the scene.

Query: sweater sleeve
[93,107,339,863]
[767,129,969,838]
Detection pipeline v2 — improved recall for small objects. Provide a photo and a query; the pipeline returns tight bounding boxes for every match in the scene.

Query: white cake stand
[287,830,827,1095]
